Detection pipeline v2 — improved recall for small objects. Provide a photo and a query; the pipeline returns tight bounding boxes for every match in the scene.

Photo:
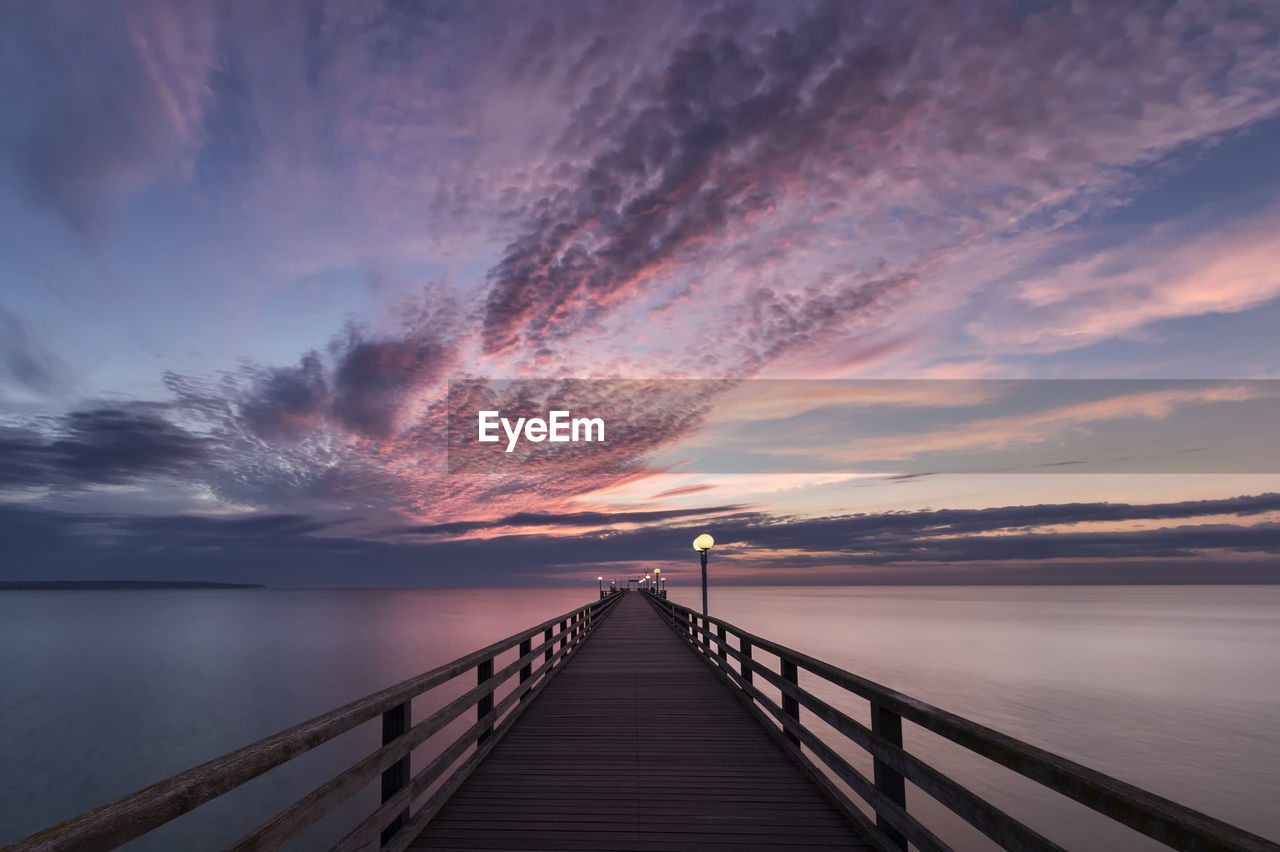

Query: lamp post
[653,568,660,598]
[693,533,714,614]
[597,576,603,598]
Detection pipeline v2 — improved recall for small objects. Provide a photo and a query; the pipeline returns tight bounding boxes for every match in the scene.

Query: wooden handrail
[644,592,1280,852]
[10,591,624,852]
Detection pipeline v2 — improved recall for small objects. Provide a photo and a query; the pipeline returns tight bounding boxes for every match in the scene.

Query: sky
[2,0,1280,587]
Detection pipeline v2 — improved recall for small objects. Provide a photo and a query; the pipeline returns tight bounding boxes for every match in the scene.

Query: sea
[1,585,1277,850]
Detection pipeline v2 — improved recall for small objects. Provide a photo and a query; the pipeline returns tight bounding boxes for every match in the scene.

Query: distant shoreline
[0,581,266,590]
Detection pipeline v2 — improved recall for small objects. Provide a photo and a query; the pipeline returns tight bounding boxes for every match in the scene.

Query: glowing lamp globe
[693,533,715,552]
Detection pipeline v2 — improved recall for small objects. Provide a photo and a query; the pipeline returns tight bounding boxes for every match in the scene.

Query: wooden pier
[411,591,869,850]
[9,589,1280,852]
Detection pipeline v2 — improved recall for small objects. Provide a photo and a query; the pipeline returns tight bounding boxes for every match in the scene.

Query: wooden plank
[411,593,871,850]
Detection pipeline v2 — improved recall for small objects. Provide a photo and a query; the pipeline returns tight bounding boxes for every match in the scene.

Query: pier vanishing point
[9,590,1279,852]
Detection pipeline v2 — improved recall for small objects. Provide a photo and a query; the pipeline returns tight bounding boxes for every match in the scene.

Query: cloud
[0,305,71,396]
[0,3,214,233]
[649,484,718,500]
[830,382,1275,464]
[3,493,1278,587]
[970,203,1280,352]
[477,3,923,357]
[206,294,460,447]
[329,326,454,440]
[471,0,1280,373]
[0,405,210,488]
[724,492,1280,548]
[398,504,746,537]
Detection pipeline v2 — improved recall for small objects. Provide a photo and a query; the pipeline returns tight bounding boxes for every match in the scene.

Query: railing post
[740,637,753,694]
[477,658,494,745]
[518,637,532,701]
[781,659,800,748]
[559,618,568,652]
[716,624,727,664]
[544,626,553,667]
[380,700,410,845]
[871,701,908,851]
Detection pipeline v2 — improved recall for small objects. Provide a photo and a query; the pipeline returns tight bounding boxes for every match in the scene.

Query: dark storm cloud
[0,406,209,487]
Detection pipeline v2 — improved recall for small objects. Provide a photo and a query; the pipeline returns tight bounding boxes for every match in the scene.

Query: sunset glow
[3,1,1280,587]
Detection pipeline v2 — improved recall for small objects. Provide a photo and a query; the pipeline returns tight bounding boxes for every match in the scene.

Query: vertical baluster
[559,618,568,652]
[519,637,532,701]
[871,702,908,851]
[544,626,553,667]
[740,637,753,701]
[716,624,727,664]
[781,659,800,747]
[477,658,494,745]
[380,701,410,845]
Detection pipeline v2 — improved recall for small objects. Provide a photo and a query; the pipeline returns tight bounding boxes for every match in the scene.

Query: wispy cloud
[0,304,71,398]
[969,203,1280,353]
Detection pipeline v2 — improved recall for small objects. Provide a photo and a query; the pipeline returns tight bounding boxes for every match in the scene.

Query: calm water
[2,586,1278,850]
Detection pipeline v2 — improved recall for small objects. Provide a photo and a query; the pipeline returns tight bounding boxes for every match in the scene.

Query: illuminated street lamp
[693,533,714,614]
[598,576,603,598]
[653,568,660,597]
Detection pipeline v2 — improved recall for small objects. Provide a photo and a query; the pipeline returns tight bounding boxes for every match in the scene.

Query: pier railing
[644,592,1278,852]
[11,592,623,852]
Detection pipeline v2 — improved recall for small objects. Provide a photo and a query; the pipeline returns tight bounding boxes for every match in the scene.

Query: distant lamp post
[598,576,603,598]
[693,534,714,614]
[653,568,660,597]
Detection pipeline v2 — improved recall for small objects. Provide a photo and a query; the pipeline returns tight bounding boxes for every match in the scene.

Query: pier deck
[411,592,871,850]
